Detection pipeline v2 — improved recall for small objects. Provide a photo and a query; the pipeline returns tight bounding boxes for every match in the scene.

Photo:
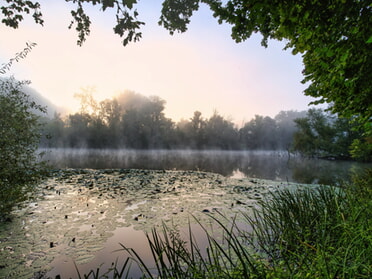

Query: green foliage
[1,0,144,46]
[0,0,43,28]
[2,0,370,136]
[292,108,366,160]
[0,41,37,75]
[0,77,47,219]
[275,110,307,150]
[292,109,335,157]
[350,138,372,162]
[74,258,132,279]
[70,0,145,46]
[39,112,65,147]
[204,111,239,149]
[159,0,200,35]
[42,91,307,150]
[210,0,371,135]
[42,93,369,156]
[240,115,278,149]
[100,170,371,278]
[176,111,207,149]
[248,174,372,278]
[121,95,174,149]
[161,0,372,137]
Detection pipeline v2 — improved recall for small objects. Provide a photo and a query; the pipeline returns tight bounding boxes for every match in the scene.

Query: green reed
[81,169,371,278]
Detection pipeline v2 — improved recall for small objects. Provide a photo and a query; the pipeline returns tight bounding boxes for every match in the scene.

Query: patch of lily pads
[0,169,319,278]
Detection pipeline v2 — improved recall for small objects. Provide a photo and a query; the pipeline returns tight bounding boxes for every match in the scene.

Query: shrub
[0,77,47,220]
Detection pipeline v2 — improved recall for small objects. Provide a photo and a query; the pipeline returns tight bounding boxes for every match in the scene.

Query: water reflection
[3,150,369,278]
[47,226,151,279]
[1,169,277,278]
[42,148,371,185]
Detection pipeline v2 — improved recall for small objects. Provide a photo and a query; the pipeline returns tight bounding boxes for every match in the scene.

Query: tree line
[39,90,302,150]
[3,1,370,138]
[2,0,370,227]
[39,90,371,162]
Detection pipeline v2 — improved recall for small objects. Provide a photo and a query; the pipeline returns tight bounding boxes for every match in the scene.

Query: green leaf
[126,0,137,10]
[326,49,334,57]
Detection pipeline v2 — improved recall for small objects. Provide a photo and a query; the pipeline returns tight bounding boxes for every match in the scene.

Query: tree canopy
[207,1,372,131]
[40,91,302,151]
[39,90,370,161]
[292,108,366,160]
[2,0,371,134]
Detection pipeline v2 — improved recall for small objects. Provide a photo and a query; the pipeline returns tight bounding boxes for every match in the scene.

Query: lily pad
[0,169,312,278]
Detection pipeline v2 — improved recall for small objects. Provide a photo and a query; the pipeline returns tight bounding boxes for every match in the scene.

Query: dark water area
[41,148,371,185]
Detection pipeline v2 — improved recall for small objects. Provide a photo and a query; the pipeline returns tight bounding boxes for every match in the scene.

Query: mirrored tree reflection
[42,149,370,185]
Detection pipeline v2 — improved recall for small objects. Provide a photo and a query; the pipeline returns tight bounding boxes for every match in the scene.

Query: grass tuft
[83,169,371,278]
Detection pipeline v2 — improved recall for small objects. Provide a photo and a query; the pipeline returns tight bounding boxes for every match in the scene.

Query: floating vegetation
[0,169,315,278]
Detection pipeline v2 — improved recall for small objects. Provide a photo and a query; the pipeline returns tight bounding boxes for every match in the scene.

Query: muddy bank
[0,169,316,278]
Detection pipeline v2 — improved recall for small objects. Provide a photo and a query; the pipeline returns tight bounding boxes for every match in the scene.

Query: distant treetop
[2,0,371,137]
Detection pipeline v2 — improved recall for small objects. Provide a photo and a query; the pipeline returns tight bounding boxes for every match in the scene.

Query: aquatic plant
[103,169,371,278]
[74,258,133,279]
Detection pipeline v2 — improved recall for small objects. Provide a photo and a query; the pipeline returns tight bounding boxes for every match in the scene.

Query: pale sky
[0,0,317,124]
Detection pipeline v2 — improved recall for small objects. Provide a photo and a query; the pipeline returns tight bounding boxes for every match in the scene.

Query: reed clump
[83,169,371,278]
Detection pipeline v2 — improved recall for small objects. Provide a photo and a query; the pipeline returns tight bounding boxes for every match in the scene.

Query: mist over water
[1,149,369,278]
[41,148,370,185]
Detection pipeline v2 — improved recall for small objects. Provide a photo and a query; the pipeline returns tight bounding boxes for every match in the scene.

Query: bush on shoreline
[0,78,48,220]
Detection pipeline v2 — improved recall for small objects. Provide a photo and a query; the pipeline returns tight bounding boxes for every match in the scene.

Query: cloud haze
[0,0,315,123]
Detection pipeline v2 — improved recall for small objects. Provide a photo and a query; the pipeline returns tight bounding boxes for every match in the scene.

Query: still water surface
[42,148,371,185]
[1,149,369,278]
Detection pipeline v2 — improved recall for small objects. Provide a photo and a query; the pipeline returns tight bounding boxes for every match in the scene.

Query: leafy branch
[0,41,37,74]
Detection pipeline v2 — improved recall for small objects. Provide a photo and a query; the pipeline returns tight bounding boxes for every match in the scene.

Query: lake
[41,148,370,185]
[1,149,370,278]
